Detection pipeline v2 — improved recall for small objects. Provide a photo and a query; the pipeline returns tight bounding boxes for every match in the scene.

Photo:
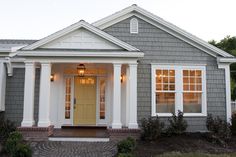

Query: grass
[156,152,236,157]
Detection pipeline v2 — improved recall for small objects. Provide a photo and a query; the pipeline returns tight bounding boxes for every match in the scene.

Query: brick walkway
[30,141,117,157]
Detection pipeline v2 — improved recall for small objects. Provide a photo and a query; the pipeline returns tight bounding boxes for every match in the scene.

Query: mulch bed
[134,133,236,157]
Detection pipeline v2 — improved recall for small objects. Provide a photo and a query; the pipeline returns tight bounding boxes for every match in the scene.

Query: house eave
[17,50,144,58]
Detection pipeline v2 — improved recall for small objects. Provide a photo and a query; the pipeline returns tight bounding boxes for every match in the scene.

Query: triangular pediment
[22,21,139,51]
[40,28,122,50]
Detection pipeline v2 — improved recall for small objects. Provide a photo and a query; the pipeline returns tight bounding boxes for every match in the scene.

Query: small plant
[231,112,236,135]
[140,116,165,141]
[117,137,136,154]
[4,131,32,157]
[166,110,188,135]
[206,114,231,146]
[0,112,16,143]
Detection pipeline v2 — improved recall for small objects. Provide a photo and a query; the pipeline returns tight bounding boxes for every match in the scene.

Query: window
[152,65,206,117]
[183,70,202,113]
[156,69,175,113]
[64,78,72,119]
[130,18,138,34]
[99,79,106,119]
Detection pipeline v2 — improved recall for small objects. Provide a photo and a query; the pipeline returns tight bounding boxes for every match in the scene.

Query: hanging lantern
[77,64,86,77]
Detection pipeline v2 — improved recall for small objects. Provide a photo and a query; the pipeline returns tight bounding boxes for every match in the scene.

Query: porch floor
[50,126,109,138]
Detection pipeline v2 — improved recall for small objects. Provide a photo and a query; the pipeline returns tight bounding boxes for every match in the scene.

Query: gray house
[0,5,235,138]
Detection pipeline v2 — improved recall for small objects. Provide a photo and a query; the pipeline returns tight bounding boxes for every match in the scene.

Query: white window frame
[130,18,138,34]
[151,64,207,117]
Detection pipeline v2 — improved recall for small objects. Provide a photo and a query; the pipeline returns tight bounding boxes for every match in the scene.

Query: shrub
[206,114,231,146]
[5,131,32,157]
[0,112,16,143]
[231,112,236,135]
[140,116,165,141]
[166,111,187,135]
[117,137,136,154]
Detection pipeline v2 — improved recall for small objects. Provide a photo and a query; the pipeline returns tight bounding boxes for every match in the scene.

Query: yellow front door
[74,77,96,125]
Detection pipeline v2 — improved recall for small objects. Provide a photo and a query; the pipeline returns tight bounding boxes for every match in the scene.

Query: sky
[0,0,235,42]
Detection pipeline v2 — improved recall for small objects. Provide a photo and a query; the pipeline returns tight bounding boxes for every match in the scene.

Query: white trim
[93,5,232,58]
[218,63,232,122]
[22,21,139,52]
[18,50,144,58]
[218,57,236,64]
[151,64,207,117]
[20,58,139,64]
[0,62,6,111]
[49,137,109,142]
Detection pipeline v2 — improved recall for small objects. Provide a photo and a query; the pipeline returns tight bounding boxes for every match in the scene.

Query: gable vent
[130,18,138,34]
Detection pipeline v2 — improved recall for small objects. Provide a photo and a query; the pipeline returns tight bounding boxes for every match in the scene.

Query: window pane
[169,70,175,76]
[156,92,175,113]
[196,70,201,76]
[183,93,202,113]
[169,77,175,83]
[183,77,189,84]
[64,78,71,119]
[190,70,195,76]
[183,70,188,76]
[163,70,168,77]
[156,84,162,90]
[100,79,106,119]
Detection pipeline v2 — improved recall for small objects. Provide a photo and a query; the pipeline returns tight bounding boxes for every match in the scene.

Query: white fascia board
[217,57,236,63]
[17,50,144,58]
[93,5,232,58]
[22,21,139,52]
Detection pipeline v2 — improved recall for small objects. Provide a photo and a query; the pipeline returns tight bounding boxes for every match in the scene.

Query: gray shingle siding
[5,68,40,126]
[104,16,226,132]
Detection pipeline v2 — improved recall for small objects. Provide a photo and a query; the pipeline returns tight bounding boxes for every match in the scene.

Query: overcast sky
[0,0,235,42]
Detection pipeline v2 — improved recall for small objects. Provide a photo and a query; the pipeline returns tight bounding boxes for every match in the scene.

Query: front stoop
[17,125,54,141]
[108,128,141,141]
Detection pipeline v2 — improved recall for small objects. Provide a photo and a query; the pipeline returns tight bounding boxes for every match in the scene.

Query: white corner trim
[93,5,232,58]
[218,63,231,123]
[22,21,139,52]
[0,62,6,111]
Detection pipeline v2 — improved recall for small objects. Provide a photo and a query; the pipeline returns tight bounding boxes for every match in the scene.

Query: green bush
[231,112,236,135]
[140,116,165,141]
[166,111,188,135]
[206,114,231,146]
[0,112,16,143]
[117,137,136,154]
[5,131,32,157]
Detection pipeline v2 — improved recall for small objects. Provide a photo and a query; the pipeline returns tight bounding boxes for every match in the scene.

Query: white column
[112,63,122,128]
[38,62,51,127]
[127,63,138,129]
[21,62,36,127]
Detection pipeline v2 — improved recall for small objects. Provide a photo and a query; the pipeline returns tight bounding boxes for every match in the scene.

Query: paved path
[30,141,117,157]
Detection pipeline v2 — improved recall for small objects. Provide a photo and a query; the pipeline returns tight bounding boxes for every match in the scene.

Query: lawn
[133,133,236,157]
